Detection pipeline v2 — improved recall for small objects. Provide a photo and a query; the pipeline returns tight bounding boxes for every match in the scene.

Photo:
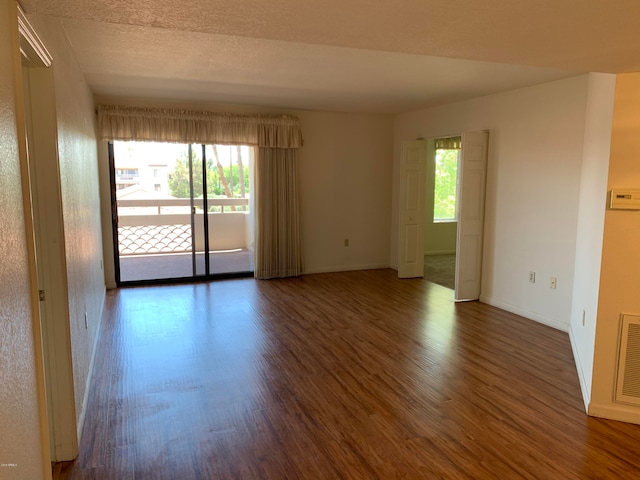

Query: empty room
[3,1,640,479]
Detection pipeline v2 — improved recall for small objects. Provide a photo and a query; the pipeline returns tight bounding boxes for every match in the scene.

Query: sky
[113,141,250,170]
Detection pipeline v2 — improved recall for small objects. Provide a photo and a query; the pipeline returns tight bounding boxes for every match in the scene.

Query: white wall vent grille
[615,314,640,405]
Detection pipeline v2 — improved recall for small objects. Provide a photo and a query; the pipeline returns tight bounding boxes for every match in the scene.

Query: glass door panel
[204,144,253,275]
[114,141,196,283]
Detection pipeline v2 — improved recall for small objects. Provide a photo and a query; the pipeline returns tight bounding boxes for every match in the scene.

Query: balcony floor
[119,249,253,282]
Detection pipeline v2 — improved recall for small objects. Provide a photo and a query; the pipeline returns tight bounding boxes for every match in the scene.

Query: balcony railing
[117,197,250,256]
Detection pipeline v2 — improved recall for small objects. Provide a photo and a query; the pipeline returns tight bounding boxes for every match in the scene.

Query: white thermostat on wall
[610,189,640,210]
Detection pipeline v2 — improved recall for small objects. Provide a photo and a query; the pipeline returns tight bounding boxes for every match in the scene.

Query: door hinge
[39,290,45,301]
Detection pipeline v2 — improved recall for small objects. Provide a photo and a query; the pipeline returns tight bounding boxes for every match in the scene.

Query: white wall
[393,76,590,330]
[590,73,640,424]
[28,14,106,439]
[569,73,616,411]
[196,213,248,251]
[97,98,394,284]
[297,111,394,273]
[0,3,48,479]
[424,222,456,254]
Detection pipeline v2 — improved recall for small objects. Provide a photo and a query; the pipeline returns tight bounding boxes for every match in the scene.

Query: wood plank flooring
[56,269,640,479]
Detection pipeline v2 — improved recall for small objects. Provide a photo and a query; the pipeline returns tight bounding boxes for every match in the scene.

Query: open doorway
[423,137,460,290]
[398,132,488,300]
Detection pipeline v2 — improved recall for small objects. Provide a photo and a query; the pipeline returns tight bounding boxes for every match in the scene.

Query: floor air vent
[615,314,640,405]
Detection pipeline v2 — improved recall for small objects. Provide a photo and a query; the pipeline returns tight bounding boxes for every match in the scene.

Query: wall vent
[615,314,640,405]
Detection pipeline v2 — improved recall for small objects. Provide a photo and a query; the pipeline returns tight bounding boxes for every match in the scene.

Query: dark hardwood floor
[55,269,640,479]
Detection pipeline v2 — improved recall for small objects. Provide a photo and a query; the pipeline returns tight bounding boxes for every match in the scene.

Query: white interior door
[398,140,427,278]
[455,131,489,301]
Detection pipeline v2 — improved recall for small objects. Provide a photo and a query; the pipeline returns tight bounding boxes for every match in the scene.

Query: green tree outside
[167,146,250,211]
[433,149,459,221]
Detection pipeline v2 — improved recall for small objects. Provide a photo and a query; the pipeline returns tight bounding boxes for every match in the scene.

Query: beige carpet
[424,254,456,289]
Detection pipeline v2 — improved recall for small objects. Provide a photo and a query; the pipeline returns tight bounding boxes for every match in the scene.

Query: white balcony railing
[117,197,250,256]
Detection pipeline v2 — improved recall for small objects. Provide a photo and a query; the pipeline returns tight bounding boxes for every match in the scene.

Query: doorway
[20,20,78,462]
[398,131,488,301]
[110,141,254,284]
[424,137,460,290]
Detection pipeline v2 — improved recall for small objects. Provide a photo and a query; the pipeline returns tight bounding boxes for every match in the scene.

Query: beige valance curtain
[434,136,462,150]
[97,105,302,148]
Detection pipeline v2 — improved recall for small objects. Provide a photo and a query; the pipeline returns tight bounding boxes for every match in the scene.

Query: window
[116,168,139,176]
[433,148,459,222]
[154,184,161,192]
[153,168,161,177]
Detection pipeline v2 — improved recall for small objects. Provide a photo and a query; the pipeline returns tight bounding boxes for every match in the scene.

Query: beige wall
[394,76,590,330]
[569,73,616,410]
[424,222,457,255]
[297,110,394,273]
[27,14,106,437]
[0,3,48,479]
[96,98,394,284]
[590,73,640,423]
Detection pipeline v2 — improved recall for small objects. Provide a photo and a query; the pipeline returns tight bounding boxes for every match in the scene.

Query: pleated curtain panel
[97,105,304,279]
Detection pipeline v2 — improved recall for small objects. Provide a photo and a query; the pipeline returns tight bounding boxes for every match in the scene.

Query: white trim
[76,288,107,441]
[433,218,457,224]
[588,401,640,426]
[479,294,569,332]
[17,4,52,67]
[569,325,591,412]
[304,263,389,275]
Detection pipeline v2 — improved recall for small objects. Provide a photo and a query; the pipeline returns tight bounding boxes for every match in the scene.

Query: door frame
[17,5,78,464]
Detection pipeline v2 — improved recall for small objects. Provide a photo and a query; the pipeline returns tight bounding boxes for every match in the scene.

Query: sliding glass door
[110,141,253,284]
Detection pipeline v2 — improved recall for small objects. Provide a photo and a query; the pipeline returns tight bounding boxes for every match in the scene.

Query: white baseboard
[304,263,389,275]
[76,287,107,442]
[588,402,640,425]
[569,325,590,412]
[424,250,456,255]
[479,295,569,332]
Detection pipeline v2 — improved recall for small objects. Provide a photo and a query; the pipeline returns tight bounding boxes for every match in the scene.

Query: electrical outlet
[529,271,536,283]
[550,277,557,289]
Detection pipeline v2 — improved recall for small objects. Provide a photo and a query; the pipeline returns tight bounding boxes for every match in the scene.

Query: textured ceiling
[20,0,640,113]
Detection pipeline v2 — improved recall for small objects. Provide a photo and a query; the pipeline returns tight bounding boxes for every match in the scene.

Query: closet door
[398,140,427,278]
[454,131,489,301]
